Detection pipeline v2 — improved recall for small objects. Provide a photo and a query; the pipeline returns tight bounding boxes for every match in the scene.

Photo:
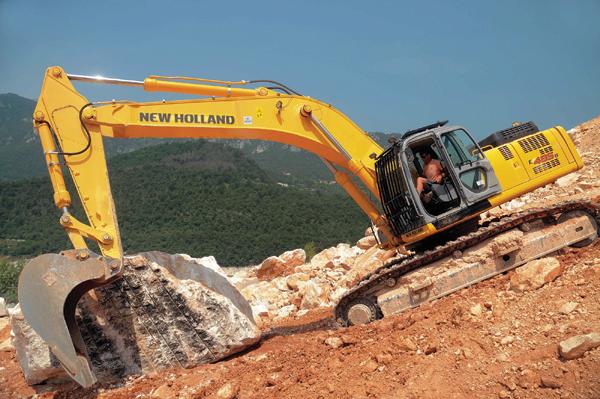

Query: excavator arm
[19,66,399,386]
[34,66,398,258]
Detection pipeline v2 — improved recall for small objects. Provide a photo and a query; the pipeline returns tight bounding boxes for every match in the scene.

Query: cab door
[435,128,501,205]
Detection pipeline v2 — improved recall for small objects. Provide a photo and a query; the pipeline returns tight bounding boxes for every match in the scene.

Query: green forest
[0,141,369,268]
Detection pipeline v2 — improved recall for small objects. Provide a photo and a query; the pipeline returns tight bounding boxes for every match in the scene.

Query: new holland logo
[139,112,235,124]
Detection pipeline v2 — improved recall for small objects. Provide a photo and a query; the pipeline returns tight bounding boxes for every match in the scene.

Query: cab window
[441,129,483,168]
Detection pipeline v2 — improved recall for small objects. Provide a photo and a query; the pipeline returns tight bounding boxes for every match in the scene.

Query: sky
[1,0,599,139]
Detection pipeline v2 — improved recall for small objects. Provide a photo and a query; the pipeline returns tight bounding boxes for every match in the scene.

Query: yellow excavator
[19,66,599,387]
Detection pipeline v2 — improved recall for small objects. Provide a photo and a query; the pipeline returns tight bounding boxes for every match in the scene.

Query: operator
[416,147,445,201]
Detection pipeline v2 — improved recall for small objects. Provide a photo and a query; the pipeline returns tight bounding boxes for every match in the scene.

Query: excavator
[18,66,599,387]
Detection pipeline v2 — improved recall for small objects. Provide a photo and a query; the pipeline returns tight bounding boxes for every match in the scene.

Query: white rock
[502,199,525,211]
[251,303,270,319]
[555,173,580,188]
[178,254,226,276]
[0,297,6,317]
[0,336,13,352]
[272,277,290,292]
[559,302,578,315]
[356,235,377,250]
[280,249,306,268]
[9,304,67,384]
[230,275,259,291]
[286,273,310,291]
[324,336,343,349]
[300,281,324,310]
[509,257,563,292]
[470,303,483,316]
[256,256,288,280]
[559,332,600,360]
[276,304,296,320]
[500,336,514,345]
[14,252,261,385]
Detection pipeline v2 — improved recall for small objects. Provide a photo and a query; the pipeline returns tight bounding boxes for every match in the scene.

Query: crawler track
[334,200,600,326]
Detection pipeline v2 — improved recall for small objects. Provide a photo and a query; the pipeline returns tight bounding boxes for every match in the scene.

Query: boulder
[509,257,563,292]
[559,301,578,315]
[356,235,378,250]
[310,244,363,270]
[256,256,288,280]
[280,249,306,268]
[0,297,6,317]
[286,273,310,291]
[555,173,580,188]
[299,281,325,310]
[9,304,68,384]
[339,247,398,288]
[256,249,307,281]
[13,252,260,385]
[559,332,600,360]
[241,280,287,309]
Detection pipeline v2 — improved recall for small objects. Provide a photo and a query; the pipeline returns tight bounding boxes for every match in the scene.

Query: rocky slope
[0,115,599,398]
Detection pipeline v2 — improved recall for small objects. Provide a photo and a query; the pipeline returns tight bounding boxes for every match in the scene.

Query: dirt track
[1,117,599,399]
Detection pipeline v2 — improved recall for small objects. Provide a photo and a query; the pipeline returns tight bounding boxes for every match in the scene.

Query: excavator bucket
[18,250,121,387]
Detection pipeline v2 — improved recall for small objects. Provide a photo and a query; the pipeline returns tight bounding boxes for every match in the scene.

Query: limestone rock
[340,247,397,288]
[152,383,177,399]
[559,301,578,315]
[215,382,239,399]
[241,281,287,310]
[324,336,343,349]
[256,249,307,281]
[517,369,540,389]
[280,249,306,268]
[13,252,260,385]
[555,172,580,188]
[9,304,68,385]
[0,297,6,317]
[559,332,600,360]
[256,256,288,280]
[509,257,563,292]
[0,336,13,352]
[356,235,377,250]
[541,376,562,389]
[286,273,310,291]
[230,275,259,291]
[310,243,363,270]
[396,337,417,352]
[275,304,296,320]
[299,281,325,310]
[470,303,483,317]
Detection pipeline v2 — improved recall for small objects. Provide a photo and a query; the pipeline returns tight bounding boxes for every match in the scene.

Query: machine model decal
[139,112,235,124]
[529,151,558,165]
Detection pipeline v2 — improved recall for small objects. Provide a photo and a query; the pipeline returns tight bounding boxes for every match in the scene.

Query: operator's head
[418,147,435,162]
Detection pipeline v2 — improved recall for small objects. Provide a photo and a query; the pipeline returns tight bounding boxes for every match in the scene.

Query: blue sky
[1,0,599,138]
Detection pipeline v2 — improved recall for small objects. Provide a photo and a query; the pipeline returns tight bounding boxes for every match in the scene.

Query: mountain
[0,93,395,185]
[0,94,46,180]
[0,141,369,266]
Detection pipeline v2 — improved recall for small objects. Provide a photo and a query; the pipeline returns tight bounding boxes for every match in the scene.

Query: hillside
[0,141,368,266]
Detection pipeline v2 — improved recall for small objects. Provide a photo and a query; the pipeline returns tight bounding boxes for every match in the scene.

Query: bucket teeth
[18,250,121,387]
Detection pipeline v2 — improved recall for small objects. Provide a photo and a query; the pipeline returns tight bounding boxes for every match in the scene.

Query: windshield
[441,129,483,167]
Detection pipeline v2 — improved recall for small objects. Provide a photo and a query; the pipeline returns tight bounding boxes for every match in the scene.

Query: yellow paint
[34,66,583,259]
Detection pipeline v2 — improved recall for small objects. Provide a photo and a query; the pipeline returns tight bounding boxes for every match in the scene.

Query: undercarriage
[335,200,599,326]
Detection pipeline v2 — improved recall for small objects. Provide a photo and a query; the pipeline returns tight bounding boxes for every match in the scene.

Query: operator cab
[375,121,501,240]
